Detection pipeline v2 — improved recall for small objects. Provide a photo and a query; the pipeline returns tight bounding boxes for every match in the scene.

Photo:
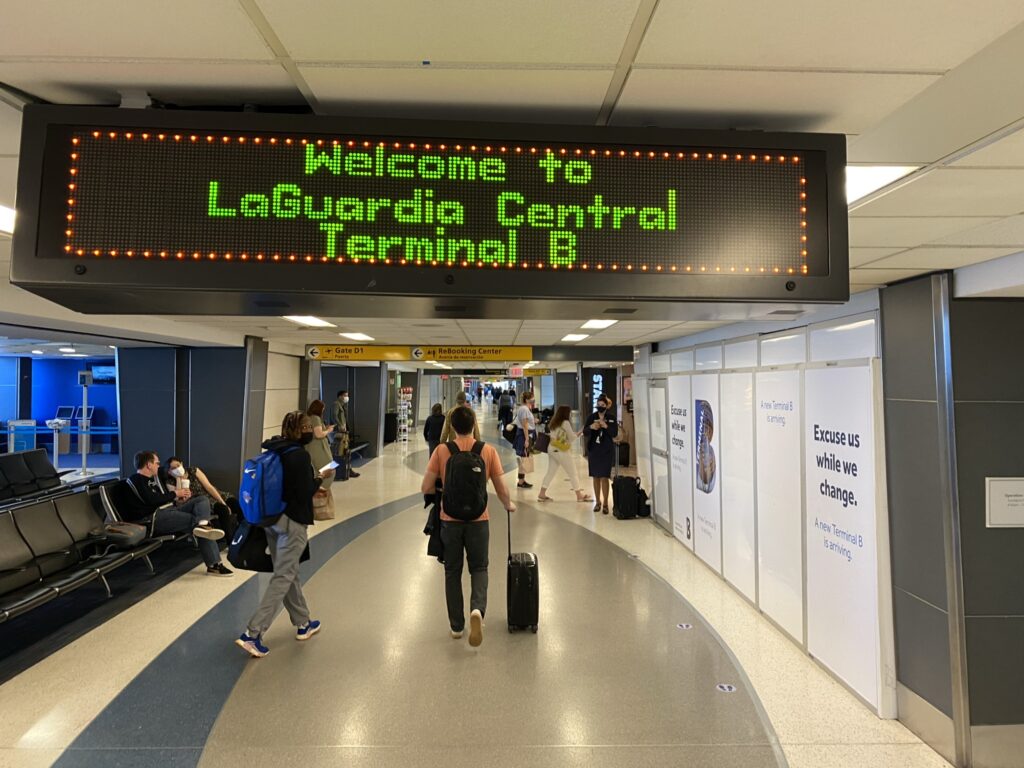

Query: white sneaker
[450,629,463,639]
[193,525,225,540]
[468,609,483,647]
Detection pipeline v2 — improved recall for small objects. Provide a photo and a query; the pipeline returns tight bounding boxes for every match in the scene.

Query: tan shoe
[468,609,483,647]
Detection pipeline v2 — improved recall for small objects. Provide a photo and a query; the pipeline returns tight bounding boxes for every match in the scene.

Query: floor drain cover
[676,623,693,630]
[716,683,737,693]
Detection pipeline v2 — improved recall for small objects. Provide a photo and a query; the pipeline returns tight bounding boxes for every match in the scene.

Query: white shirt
[516,404,536,430]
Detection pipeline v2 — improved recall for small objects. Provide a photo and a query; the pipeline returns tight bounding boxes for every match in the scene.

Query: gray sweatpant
[246,515,311,635]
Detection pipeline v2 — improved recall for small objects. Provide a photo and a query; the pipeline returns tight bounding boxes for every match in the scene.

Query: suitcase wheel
[530,625,538,633]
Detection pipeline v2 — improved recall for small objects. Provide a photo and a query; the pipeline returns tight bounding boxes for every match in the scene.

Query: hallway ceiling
[3,0,1024,353]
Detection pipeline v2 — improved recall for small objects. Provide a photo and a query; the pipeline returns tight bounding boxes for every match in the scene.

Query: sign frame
[985,477,1024,528]
[11,105,849,315]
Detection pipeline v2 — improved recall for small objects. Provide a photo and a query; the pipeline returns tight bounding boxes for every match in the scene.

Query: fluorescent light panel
[0,204,14,234]
[339,332,374,341]
[282,315,336,328]
[581,319,618,329]
[59,347,76,353]
[846,166,919,205]
[561,334,590,342]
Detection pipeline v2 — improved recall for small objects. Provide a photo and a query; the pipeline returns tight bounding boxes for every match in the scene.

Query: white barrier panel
[668,376,693,548]
[721,372,756,602]
[692,375,722,573]
[755,369,803,642]
[805,365,889,712]
[650,383,668,454]
[652,452,671,536]
[634,383,652,494]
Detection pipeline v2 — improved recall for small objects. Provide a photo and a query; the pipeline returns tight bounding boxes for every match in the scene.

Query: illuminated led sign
[12,106,848,313]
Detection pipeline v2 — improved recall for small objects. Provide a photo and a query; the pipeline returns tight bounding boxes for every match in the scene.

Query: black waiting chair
[11,502,101,597]
[0,512,53,623]
[0,452,39,497]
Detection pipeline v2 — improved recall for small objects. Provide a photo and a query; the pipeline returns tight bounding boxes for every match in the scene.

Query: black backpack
[442,441,488,521]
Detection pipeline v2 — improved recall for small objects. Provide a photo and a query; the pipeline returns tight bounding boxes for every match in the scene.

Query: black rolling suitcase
[613,475,640,519]
[506,509,539,633]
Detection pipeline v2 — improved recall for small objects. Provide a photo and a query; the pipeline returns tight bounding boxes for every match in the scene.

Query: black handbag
[228,520,310,572]
[534,431,550,453]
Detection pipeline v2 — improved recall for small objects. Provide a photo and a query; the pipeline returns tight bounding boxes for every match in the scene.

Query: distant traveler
[537,405,592,503]
[583,394,618,514]
[423,402,446,458]
[124,451,232,577]
[420,406,515,647]
[306,399,335,486]
[330,389,359,478]
[477,385,484,405]
[497,389,514,433]
[440,390,481,443]
[514,391,537,489]
[236,411,331,658]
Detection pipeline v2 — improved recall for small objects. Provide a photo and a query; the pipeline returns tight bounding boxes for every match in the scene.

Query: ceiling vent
[603,308,637,314]
[434,305,466,313]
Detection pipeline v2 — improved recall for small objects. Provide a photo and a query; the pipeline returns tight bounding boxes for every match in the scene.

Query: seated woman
[165,456,236,541]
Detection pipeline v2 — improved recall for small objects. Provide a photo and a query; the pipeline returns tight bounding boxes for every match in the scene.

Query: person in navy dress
[583,393,618,514]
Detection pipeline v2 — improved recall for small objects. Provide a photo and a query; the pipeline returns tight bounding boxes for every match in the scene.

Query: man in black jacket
[236,411,330,658]
[124,451,233,576]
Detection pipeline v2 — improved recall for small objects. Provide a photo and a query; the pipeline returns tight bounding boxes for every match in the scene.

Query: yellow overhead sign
[306,345,409,361]
[412,346,533,362]
[306,345,534,362]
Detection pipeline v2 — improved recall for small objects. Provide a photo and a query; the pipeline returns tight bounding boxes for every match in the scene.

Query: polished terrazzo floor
[0,407,952,768]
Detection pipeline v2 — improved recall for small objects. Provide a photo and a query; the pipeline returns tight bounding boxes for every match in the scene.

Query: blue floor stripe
[53,491,422,767]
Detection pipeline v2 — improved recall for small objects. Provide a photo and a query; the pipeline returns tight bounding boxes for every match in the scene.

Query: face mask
[597,405,607,412]
[299,433,314,445]
[343,397,349,404]
[170,466,185,478]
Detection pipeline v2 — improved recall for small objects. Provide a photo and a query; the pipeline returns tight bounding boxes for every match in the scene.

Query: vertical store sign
[755,369,803,642]
[720,372,757,602]
[692,375,722,573]
[668,376,693,548]
[804,365,884,710]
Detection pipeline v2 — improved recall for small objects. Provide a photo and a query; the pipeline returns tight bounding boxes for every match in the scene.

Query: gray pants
[246,515,311,635]
[441,520,489,632]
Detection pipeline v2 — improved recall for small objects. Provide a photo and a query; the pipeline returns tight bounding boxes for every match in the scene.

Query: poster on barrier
[755,369,803,642]
[692,374,722,573]
[668,376,693,548]
[805,365,884,710]
[721,372,756,602]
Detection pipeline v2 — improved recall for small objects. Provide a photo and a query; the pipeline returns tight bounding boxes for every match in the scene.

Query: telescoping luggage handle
[507,504,512,560]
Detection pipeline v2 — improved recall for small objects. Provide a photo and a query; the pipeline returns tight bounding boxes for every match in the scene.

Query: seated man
[122,450,233,577]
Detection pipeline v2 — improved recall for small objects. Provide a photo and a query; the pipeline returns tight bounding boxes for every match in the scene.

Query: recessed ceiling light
[59,347,76,353]
[846,165,919,205]
[282,315,336,328]
[63,353,87,358]
[108,345,117,349]
[581,319,618,329]
[31,349,44,355]
[339,332,374,341]
[0,204,14,235]
[561,334,590,342]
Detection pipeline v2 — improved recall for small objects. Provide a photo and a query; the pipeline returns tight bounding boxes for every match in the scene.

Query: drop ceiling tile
[612,69,938,135]
[931,214,1024,247]
[261,0,639,64]
[952,128,1024,167]
[0,104,21,156]
[849,217,999,248]
[849,267,932,285]
[866,246,1019,270]
[637,0,1024,71]
[0,157,17,208]
[302,67,611,123]
[850,247,906,267]
[0,0,274,59]
[0,62,301,107]
[850,169,1024,217]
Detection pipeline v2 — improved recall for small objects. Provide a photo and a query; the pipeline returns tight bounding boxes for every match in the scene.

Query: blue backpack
[239,446,298,526]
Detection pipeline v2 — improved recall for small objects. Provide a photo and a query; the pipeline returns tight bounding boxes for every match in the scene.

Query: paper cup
[180,479,190,490]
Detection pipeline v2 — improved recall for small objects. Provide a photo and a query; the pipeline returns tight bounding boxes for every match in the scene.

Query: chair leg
[142,554,155,574]
[98,573,112,598]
